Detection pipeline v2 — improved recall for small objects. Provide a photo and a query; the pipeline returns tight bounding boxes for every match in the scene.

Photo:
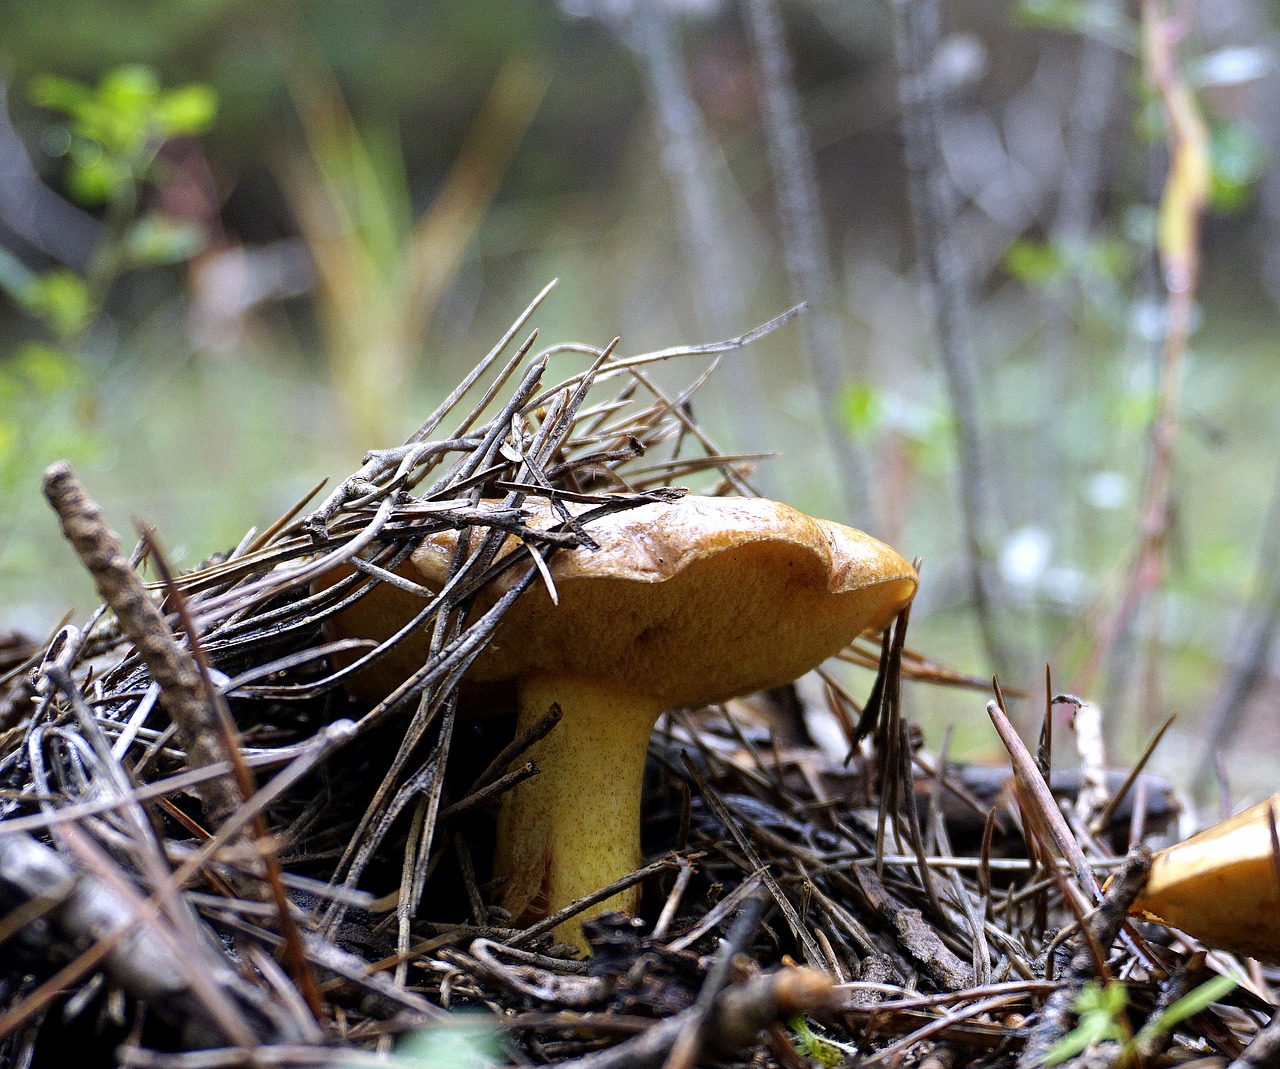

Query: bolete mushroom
[1130,793,1280,963]
[321,495,917,944]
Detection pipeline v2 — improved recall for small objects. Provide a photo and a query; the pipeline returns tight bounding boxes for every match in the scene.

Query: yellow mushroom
[1132,793,1280,963]
[321,495,917,945]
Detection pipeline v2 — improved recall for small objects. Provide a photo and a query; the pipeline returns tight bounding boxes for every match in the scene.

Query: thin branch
[889,0,1012,678]
[41,462,243,825]
[743,0,874,522]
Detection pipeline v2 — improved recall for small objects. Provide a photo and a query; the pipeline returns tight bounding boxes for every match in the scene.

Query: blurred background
[2,0,1278,798]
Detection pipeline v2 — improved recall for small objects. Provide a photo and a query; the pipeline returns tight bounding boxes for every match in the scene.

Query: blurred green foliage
[1003,235,1133,326]
[283,55,547,447]
[6,265,93,342]
[0,65,217,503]
[32,64,216,206]
[1207,119,1266,213]
[1013,0,1133,50]
[840,381,952,473]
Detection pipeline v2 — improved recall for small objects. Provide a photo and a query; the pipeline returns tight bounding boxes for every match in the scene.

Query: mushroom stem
[493,672,663,944]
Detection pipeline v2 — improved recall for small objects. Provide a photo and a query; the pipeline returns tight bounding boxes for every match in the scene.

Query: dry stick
[741,0,873,522]
[614,2,761,425]
[0,829,272,1048]
[41,462,242,826]
[390,367,619,952]
[987,696,1101,903]
[441,761,537,820]
[1056,694,1109,831]
[555,966,835,1069]
[1093,712,1175,836]
[1229,1005,1280,1069]
[1037,0,1127,527]
[1196,456,1280,789]
[140,525,328,1027]
[662,891,769,1069]
[40,660,289,1019]
[859,990,1036,1065]
[0,722,345,847]
[1073,0,1207,700]
[464,708,561,794]
[854,866,974,992]
[504,852,682,950]
[120,967,830,1069]
[651,856,697,941]
[525,305,804,411]
[305,280,556,529]
[619,366,758,497]
[1016,847,1153,1069]
[113,1046,355,1069]
[680,751,829,967]
[889,0,1011,679]
[241,477,329,558]
[397,699,457,983]
[319,365,558,917]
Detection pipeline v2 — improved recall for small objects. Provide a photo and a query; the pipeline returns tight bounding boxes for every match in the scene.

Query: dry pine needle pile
[0,290,1272,1068]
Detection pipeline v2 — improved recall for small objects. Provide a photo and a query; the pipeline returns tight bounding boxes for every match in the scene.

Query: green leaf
[125,215,206,267]
[789,1015,857,1068]
[20,271,92,340]
[12,343,81,396]
[1037,983,1129,1067]
[841,381,883,436]
[1005,240,1065,285]
[1209,121,1265,214]
[29,74,92,116]
[31,65,219,195]
[1143,973,1239,1037]
[100,65,160,113]
[66,146,122,205]
[1038,1021,1099,1066]
[156,84,218,136]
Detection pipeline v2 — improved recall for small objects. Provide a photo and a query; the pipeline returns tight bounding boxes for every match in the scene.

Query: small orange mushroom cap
[1131,793,1280,963]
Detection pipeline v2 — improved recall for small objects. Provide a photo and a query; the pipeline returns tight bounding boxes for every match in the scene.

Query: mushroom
[322,495,917,945]
[1130,793,1280,963]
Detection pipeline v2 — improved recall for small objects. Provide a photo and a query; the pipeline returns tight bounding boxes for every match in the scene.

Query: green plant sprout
[789,1013,859,1068]
[1038,972,1239,1067]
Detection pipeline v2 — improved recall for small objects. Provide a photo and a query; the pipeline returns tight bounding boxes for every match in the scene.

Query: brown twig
[889,0,1011,678]
[742,0,874,522]
[139,524,328,1025]
[987,695,1101,902]
[42,462,243,825]
[1016,847,1153,1068]
[1073,0,1209,701]
[0,828,299,1047]
[554,965,835,1069]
